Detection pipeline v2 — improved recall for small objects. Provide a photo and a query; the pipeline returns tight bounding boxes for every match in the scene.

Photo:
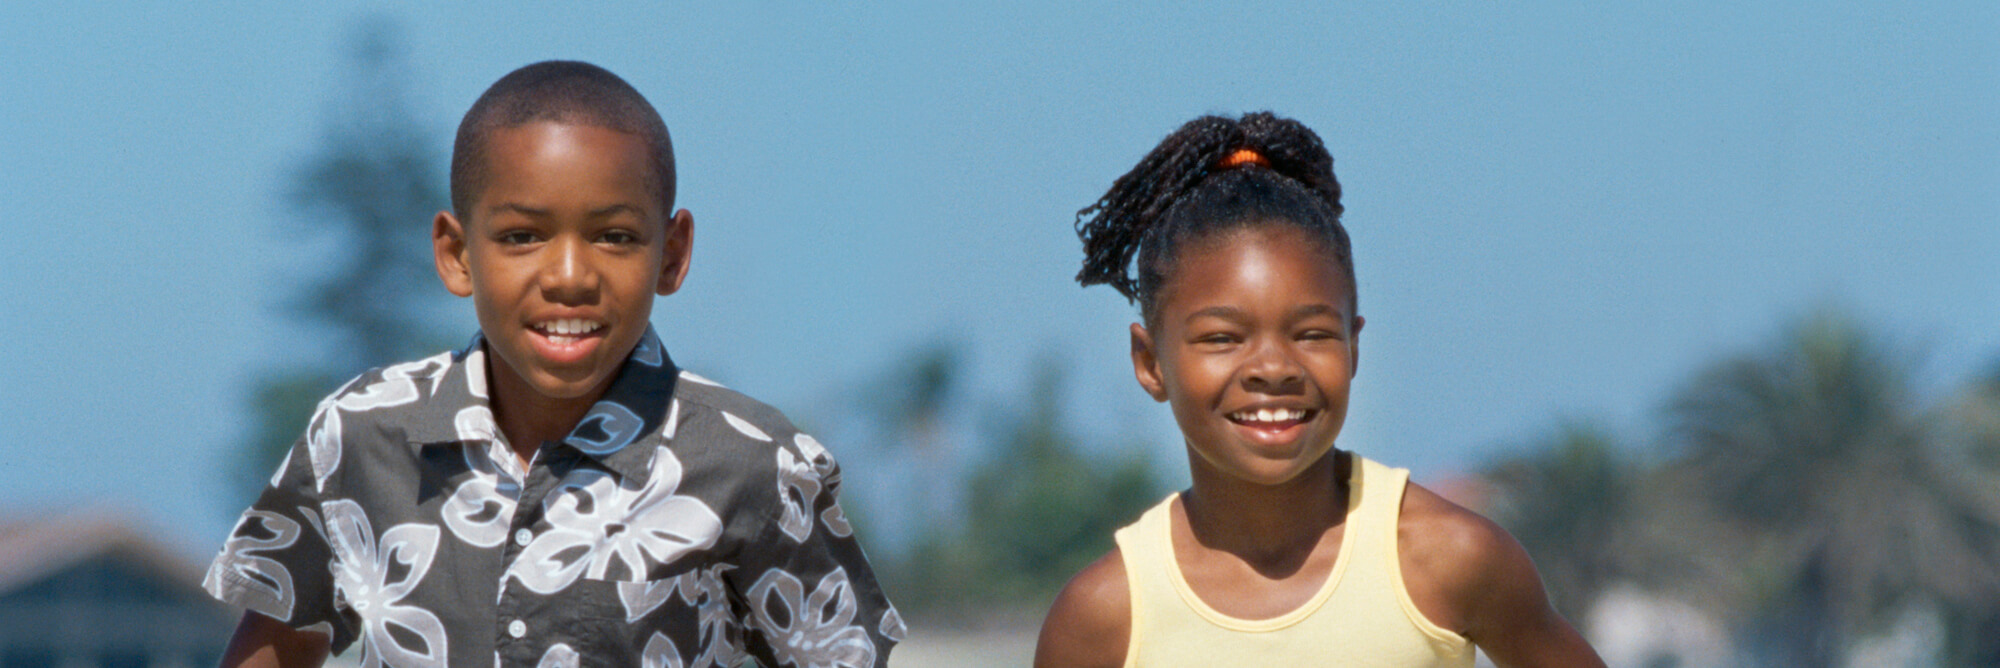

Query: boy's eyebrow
[488,203,647,218]
[492,202,551,217]
[588,203,646,218]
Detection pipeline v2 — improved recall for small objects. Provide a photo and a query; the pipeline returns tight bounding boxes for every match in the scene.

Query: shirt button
[508,619,527,638]
[514,529,533,546]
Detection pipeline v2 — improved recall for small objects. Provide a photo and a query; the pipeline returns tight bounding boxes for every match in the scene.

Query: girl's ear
[1350,314,1364,377]
[1131,323,1169,402]
[434,211,474,297]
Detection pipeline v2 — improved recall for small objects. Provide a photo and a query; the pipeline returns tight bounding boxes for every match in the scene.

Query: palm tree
[1662,310,2000,664]
[1483,421,1635,623]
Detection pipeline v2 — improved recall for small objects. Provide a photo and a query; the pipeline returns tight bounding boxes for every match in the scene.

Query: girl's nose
[1241,342,1304,392]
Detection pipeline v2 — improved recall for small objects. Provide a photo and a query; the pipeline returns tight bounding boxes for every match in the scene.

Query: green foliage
[1484,421,1633,621]
[871,353,1164,620]
[230,19,454,506]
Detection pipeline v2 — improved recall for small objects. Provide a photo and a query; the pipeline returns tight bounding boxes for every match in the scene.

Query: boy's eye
[497,230,540,245]
[598,230,641,245]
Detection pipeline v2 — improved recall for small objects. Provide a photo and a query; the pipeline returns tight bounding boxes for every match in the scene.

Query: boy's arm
[219,611,330,668]
[205,404,355,656]
[731,434,904,667]
[1403,485,1605,668]
[1033,548,1131,668]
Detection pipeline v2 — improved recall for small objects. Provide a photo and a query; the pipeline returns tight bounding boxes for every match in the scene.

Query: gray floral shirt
[205,328,902,667]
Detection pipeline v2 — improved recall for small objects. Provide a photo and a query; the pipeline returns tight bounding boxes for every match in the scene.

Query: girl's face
[1131,224,1362,487]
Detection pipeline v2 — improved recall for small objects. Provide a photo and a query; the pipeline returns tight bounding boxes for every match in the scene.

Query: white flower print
[535,644,579,668]
[269,448,290,488]
[679,370,723,387]
[723,411,772,442]
[662,399,682,439]
[618,567,745,667]
[508,446,724,593]
[747,568,877,668]
[303,356,449,495]
[880,608,907,643]
[632,332,665,367]
[324,499,448,668]
[464,347,488,399]
[204,510,301,621]
[338,353,450,412]
[680,566,746,668]
[775,447,822,543]
[567,401,646,456]
[618,578,677,623]
[795,435,853,538]
[440,427,517,549]
[643,633,685,668]
[305,393,344,494]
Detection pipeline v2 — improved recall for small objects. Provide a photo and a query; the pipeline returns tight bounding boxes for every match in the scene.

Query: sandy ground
[891,626,1039,667]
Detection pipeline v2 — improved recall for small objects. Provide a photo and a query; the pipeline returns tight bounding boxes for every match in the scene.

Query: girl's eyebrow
[1186,303,1347,323]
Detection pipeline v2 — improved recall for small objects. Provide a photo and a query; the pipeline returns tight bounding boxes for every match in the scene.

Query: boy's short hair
[451,60,676,218]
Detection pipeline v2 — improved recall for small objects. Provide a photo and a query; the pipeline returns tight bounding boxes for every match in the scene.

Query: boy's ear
[655,209,694,296]
[1131,323,1169,402]
[433,211,474,297]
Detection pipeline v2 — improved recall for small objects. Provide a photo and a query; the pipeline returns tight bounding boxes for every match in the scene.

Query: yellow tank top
[1114,455,1474,667]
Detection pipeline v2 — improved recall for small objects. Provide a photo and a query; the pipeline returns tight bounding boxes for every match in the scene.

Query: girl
[1034,113,1604,667]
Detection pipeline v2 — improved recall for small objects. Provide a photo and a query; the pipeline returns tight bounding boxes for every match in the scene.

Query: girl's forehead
[1157,226,1354,313]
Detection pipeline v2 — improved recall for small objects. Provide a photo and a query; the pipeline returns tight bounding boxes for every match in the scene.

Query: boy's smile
[1132,225,1361,487]
[434,121,692,443]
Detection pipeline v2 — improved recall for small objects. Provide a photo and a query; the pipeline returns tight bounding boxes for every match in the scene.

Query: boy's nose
[539,238,599,303]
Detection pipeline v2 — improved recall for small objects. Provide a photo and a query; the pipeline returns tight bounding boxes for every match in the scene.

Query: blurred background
[3,2,1997,666]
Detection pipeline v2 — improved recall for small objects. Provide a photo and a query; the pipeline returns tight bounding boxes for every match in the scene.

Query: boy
[206,61,901,668]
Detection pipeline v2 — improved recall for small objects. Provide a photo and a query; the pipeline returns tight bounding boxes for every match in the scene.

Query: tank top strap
[1113,494,1181,668]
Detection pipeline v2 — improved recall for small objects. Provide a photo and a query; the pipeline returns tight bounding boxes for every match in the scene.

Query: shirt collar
[408,327,680,482]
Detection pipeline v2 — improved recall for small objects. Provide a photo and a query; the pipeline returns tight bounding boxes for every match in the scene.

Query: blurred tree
[960,359,1160,605]
[876,354,1163,620]
[1483,421,1634,623]
[1663,310,2000,664]
[231,18,455,503]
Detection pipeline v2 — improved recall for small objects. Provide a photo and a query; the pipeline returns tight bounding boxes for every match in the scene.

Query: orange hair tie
[1217,147,1270,169]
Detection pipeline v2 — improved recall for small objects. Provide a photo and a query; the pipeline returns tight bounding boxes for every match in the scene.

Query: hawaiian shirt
[205,328,902,667]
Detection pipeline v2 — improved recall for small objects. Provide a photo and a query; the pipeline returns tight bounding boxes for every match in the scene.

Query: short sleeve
[203,429,351,645]
[731,433,903,668]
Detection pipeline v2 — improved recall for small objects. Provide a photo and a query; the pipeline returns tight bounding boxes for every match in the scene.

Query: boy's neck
[485,353,613,466]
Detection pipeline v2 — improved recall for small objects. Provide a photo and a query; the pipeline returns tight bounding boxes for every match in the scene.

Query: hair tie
[1217,147,1270,169]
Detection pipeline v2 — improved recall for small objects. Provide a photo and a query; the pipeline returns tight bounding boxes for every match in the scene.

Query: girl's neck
[1180,449,1350,569]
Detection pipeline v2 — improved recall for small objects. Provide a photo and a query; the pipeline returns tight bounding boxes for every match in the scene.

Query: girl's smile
[1132,225,1361,487]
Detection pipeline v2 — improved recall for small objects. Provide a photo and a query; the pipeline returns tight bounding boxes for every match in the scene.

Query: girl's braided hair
[1075,111,1351,324]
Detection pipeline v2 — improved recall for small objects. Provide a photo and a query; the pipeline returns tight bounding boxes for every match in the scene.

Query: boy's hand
[219,611,330,668]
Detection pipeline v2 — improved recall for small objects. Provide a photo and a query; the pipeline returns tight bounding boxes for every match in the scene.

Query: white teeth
[1233,408,1308,423]
[539,319,601,336]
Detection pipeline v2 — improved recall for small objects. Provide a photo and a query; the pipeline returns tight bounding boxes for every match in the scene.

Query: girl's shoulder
[1034,547,1131,668]
[1395,481,1555,645]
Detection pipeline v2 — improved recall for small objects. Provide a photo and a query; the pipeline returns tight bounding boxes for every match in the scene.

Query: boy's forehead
[468,121,669,221]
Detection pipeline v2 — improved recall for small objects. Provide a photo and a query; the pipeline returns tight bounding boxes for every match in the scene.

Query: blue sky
[3,2,1996,556]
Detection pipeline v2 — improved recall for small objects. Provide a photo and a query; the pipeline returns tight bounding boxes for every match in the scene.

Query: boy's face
[434,121,692,408]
